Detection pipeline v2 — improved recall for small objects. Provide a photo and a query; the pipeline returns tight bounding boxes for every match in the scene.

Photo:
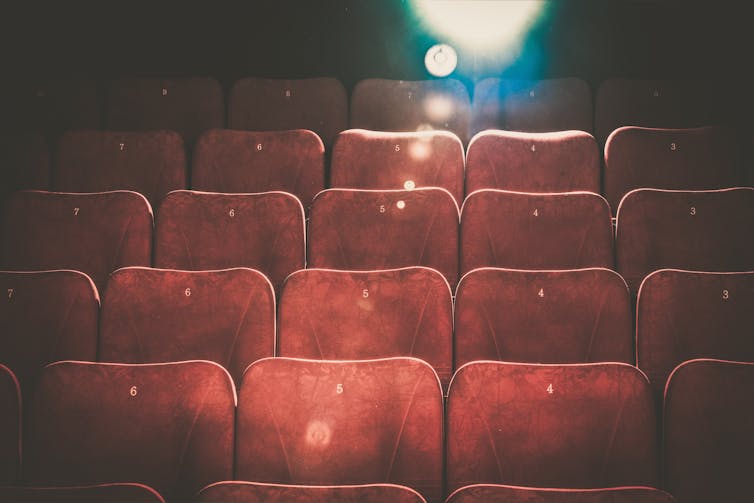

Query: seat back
[0,364,20,484]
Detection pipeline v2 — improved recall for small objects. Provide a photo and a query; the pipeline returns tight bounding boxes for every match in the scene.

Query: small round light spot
[396,200,406,209]
[424,43,458,77]
[404,180,416,190]
[161,88,168,96]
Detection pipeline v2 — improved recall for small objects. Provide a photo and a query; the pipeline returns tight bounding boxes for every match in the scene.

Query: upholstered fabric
[0,483,165,502]
[0,365,20,484]
[330,129,465,206]
[24,361,236,502]
[454,268,633,369]
[446,484,676,503]
[154,190,305,294]
[278,267,453,387]
[54,130,187,208]
[615,187,754,296]
[236,357,443,503]
[0,270,98,398]
[0,190,153,292]
[308,188,459,288]
[604,125,744,210]
[192,129,325,209]
[197,481,427,503]
[465,130,600,194]
[350,78,471,144]
[471,77,593,135]
[663,359,754,503]
[460,190,613,275]
[446,362,658,493]
[228,77,347,148]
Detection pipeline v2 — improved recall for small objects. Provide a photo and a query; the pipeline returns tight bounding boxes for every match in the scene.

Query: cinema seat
[0,365,20,484]
[350,78,471,144]
[460,190,613,275]
[308,188,459,288]
[100,266,275,385]
[236,357,443,503]
[454,268,633,369]
[197,481,426,503]
[278,267,453,387]
[615,187,754,296]
[330,129,465,206]
[228,77,348,148]
[154,190,305,294]
[663,359,754,503]
[0,483,165,502]
[54,130,187,208]
[24,360,236,502]
[105,77,224,149]
[0,133,49,203]
[0,190,153,292]
[445,484,676,503]
[446,362,658,493]
[604,125,744,211]
[471,77,593,135]
[0,270,98,398]
[192,129,325,210]
[465,130,600,194]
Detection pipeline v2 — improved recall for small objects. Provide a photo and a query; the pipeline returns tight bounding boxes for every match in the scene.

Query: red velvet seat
[105,78,224,148]
[0,133,49,203]
[278,267,453,388]
[446,362,658,493]
[192,129,325,210]
[0,365,20,484]
[0,270,98,398]
[308,188,459,288]
[154,190,305,294]
[54,130,187,208]
[615,187,754,296]
[350,78,471,144]
[465,130,600,194]
[460,190,613,276]
[604,125,744,211]
[100,266,275,385]
[197,481,426,503]
[471,77,593,136]
[0,190,153,292]
[454,268,633,369]
[663,359,754,503]
[330,129,465,206]
[0,483,165,502]
[445,484,676,503]
[24,360,236,502]
[236,357,443,503]
[228,77,347,148]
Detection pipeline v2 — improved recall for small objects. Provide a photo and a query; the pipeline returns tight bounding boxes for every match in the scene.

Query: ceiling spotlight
[425,43,457,77]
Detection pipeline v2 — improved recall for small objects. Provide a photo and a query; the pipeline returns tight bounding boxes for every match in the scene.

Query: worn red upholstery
[236,357,443,503]
[465,130,600,194]
[663,359,754,503]
[24,361,236,502]
[228,77,347,148]
[0,270,98,398]
[308,188,459,288]
[278,267,453,387]
[0,483,165,502]
[100,267,275,385]
[637,270,754,403]
[454,268,633,369]
[446,484,676,503]
[446,362,658,493]
[0,133,49,203]
[615,188,754,295]
[154,190,305,293]
[350,78,471,144]
[471,77,593,135]
[0,190,153,292]
[192,129,325,210]
[594,78,722,147]
[105,78,224,148]
[460,190,613,275]
[54,130,187,208]
[604,125,744,211]
[197,481,426,503]
[0,365,20,484]
[330,129,465,206]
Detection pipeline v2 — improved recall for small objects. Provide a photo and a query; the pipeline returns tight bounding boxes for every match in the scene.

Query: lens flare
[425,43,458,76]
